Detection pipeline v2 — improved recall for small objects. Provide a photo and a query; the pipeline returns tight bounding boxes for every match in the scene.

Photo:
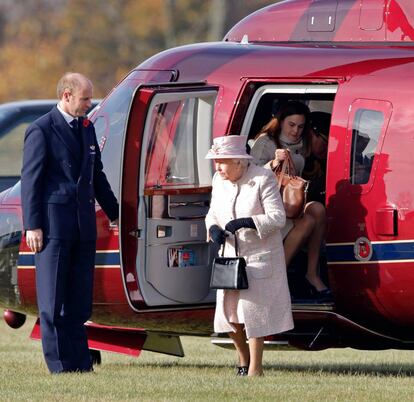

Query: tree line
[0,0,276,102]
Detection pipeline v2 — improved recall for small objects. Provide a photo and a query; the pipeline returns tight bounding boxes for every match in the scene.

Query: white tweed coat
[206,163,294,339]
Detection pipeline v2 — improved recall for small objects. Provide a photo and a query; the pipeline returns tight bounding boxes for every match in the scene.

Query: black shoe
[236,366,248,376]
[314,288,333,303]
[305,279,333,303]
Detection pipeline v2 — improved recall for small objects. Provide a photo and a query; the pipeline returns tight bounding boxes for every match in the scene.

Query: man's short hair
[310,111,331,142]
[56,72,91,99]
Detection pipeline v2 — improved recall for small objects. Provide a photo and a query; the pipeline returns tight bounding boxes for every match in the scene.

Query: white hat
[205,135,253,159]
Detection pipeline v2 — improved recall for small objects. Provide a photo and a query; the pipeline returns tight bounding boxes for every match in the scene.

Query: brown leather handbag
[272,152,309,219]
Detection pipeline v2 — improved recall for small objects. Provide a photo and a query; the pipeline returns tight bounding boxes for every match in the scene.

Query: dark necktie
[69,118,83,157]
[70,118,78,132]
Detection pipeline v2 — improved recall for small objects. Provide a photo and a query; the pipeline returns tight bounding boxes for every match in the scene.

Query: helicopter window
[93,81,135,199]
[350,109,384,185]
[0,121,30,176]
[144,94,214,188]
[145,99,197,187]
[360,0,384,31]
[242,86,337,143]
[145,101,185,187]
[171,99,197,184]
[0,112,49,177]
[307,0,338,32]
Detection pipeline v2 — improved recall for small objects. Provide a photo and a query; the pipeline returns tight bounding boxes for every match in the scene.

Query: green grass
[1,317,414,401]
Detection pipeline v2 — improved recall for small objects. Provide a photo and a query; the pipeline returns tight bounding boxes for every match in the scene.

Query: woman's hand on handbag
[209,225,227,245]
[225,217,256,234]
[275,148,288,163]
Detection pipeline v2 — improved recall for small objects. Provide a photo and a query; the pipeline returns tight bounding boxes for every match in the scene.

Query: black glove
[225,217,256,234]
[209,225,226,245]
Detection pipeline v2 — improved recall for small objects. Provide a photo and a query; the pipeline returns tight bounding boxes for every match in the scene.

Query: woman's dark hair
[254,100,311,155]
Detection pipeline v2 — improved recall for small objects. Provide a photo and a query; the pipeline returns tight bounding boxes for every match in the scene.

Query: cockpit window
[350,109,384,185]
[0,112,46,177]
[0,107,15,123]
[93,81,135,199]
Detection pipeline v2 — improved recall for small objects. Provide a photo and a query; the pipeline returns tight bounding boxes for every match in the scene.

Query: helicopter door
[326,91,393,312]
[121,86,217,310]
[326,97,392,244]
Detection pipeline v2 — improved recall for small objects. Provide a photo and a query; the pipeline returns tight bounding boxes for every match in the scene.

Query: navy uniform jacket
[21,106,118,240]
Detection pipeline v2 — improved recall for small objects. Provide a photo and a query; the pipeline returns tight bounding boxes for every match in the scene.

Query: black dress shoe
[236,366,248,376]
[314,288,333,303]
[305,279,333,303]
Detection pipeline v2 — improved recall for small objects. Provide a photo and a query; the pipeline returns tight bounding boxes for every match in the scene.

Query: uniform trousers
[35,237,96,373]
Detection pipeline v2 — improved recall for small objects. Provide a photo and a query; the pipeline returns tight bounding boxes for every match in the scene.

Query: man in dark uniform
[21,72,119,373]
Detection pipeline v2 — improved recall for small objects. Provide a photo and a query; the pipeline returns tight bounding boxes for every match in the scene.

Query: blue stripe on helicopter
[327,242,414,262]
[18,251,121,267]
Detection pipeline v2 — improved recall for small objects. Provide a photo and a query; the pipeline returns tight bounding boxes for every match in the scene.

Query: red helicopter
[2,0,414,361]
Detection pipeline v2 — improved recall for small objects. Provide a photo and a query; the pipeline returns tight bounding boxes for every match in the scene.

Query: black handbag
[209,234,248,290]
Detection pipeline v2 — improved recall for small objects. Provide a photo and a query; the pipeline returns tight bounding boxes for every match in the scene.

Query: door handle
[169,201,209,208]
[129,229,141,238]
[375,208,397,236]
[109,219,119,233]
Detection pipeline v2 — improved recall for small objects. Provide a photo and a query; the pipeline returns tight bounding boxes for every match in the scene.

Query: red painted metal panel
[386,0,414,41]
[329,261,414,335]
[17,267,128,309]
[360,0,385,30]
[16,270,36,307]
[120,88,153,307]
[30,319,147,357]
[225,0,310,42]
[92,269,127,305]
[224,0,413,43]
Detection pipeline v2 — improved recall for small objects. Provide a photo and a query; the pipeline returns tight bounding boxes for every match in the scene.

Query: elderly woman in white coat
[205,135,293,377]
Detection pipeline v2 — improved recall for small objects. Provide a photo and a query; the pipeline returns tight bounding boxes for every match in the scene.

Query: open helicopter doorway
[240,83,338,304]
[130,86,218,309]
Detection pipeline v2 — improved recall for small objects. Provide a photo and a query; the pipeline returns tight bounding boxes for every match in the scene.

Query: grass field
[1,317,414,401]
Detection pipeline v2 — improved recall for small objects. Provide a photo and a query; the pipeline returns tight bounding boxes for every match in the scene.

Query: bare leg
[228,324,249,367]
[304,201,327,291]
[283,214,315,267]
[248,337,264,376]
